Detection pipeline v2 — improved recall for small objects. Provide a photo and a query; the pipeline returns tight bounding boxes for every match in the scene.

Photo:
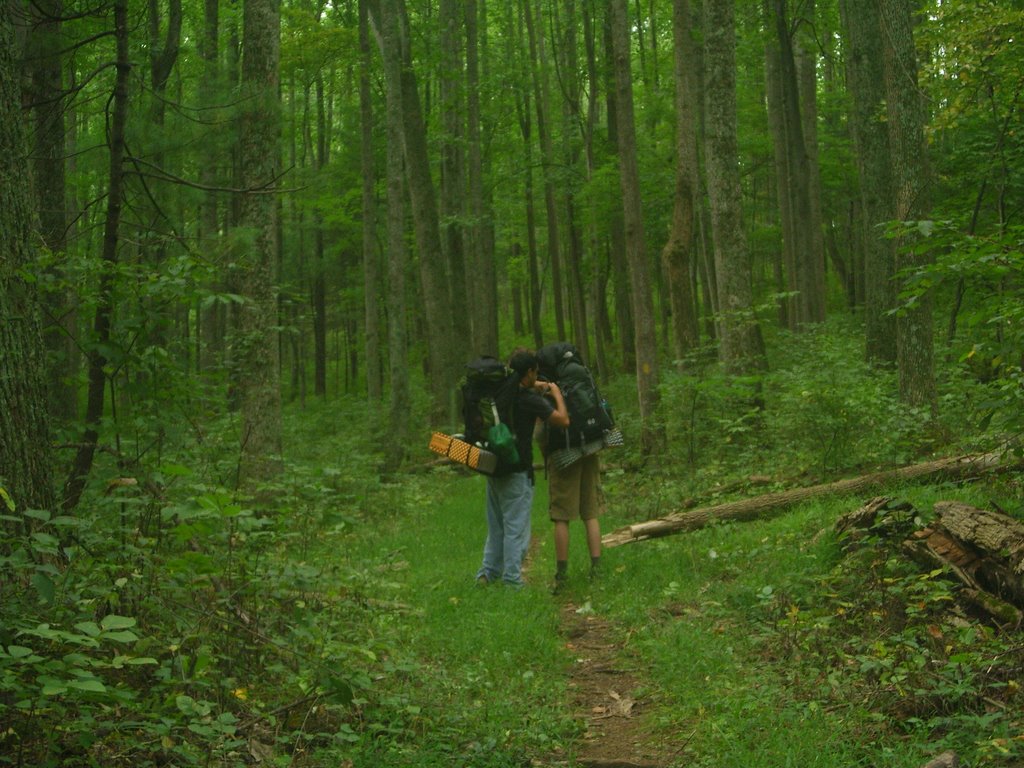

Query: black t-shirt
[500,387,553,477]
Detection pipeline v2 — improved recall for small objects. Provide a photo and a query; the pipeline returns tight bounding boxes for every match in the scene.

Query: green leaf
[23,508,51,521]
[0,487,15,512]
[103,631,140,644]
[32,573,55,604]
[126,657,159,665]
[74,622,102,638]
[41,681,69,696]
[6,645,33,658]
[68,679,107,693]
[100,615,137,631]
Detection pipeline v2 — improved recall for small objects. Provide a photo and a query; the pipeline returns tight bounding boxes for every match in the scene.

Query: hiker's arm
[540,382,570,428]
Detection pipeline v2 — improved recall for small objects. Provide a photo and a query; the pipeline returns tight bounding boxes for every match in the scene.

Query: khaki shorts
[548,453,605,522]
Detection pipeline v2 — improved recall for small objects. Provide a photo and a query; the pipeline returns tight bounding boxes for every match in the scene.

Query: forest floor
[524,537,679,768]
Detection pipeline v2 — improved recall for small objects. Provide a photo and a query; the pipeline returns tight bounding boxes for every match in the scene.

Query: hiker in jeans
[476,349,569,587]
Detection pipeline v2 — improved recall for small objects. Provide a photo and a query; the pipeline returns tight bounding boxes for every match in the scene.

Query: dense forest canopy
[2,0,1024,763]
[3,0,1023,489]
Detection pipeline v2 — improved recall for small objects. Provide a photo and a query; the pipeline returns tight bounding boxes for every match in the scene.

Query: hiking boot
[550,573,567,595]
[476,574,490,587]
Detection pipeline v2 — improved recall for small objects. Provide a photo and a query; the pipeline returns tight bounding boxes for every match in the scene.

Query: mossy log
[902,501,1024,627]
[603,452,1009,548]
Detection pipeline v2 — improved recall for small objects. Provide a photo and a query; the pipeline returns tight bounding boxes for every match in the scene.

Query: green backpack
[460,356,520,470]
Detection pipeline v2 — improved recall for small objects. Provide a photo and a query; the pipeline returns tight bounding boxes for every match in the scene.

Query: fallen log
[902,501,1024,627]
[603,452,1010,548]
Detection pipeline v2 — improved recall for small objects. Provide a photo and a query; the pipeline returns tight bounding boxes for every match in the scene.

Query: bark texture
[610,0,662,454]
[661,0,700,364]
[0,10,56,514]
[879,0,936,409]
[236,0,283,483]
[839,0,897,364]
[904,501,1024,625]
[360,0,382,402]
[702,0,767,376]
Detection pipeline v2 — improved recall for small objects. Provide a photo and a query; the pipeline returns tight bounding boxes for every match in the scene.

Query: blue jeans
[476,471,533,586]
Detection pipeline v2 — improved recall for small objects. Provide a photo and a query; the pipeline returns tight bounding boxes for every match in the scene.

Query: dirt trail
[522,534,677,766]
[555,601,677,768]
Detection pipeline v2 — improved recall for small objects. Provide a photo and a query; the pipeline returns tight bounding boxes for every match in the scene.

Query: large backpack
[460,356,521,470]
[537,342,615,449]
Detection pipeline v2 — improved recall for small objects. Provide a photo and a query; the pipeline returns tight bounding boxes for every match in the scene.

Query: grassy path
[335,468,1010,767]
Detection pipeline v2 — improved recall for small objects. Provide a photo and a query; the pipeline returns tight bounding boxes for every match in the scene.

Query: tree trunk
[439,0,471,350]
[661,0,701,365]
[360,0,382,402]
[466,0,498,355]
[796,4,827,322]
[0,10,56,515]
[771,0,823,325]
[512,0,544,349]
[879,0,936,411]
[610,0,663,455]
[370,0,411,468]
[764,3,797,329]
[702,0,767,378]
[313,73,328,398]
[63,0,130,512]
[603,8,635,374]
[199,0,224,380]
[558,0,591,364]
[236,0,283,484]
[24,0,75,424]
[604,452,1011,547]
[387,0,457,420]
[524,0,567,343]
[839,0,897,364]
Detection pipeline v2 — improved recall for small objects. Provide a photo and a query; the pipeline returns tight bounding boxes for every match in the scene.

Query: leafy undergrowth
[0,400,577,768]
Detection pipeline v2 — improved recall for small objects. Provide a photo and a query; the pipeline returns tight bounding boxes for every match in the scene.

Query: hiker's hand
[537,382,561,397]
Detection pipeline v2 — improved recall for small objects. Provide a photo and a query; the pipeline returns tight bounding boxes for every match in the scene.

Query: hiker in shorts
[476,348,568,587]
[547,450,605,591]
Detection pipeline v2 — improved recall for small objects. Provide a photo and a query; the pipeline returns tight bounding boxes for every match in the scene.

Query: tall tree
[360,0,383,402]
[198,0,225,378]
[236,0,284,482]
[524,0,567,343]
[466,0,498,354]
[879,0,936,410]
[556,0,592,363]
[510,0,544,348]
[24,0,75,423]
[661,0,701,365]
[703,0,767,377]
[839,0,897,364]
[610,0,662,453]
[63,0,130,513]
[372,0,458,421]
[439,0,471,348]
[370,0,412,468]
[770,0,824,326]
[603,10,636,373]
[312,71,328,397]
[1,9,56,514]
